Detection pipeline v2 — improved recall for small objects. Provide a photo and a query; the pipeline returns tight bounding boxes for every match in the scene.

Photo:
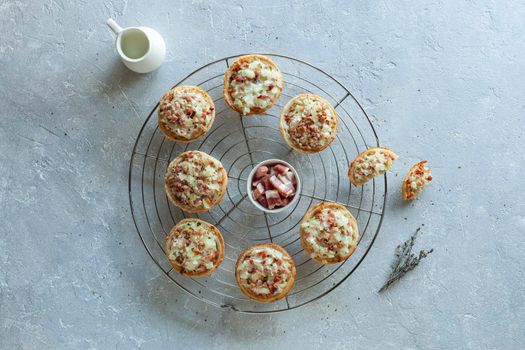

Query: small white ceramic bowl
[246,159,301,213]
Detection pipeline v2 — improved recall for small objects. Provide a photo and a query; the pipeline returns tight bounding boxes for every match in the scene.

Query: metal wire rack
[128,54,387,313]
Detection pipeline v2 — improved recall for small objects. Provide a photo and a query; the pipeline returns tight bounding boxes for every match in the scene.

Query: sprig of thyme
[378,227,433,293]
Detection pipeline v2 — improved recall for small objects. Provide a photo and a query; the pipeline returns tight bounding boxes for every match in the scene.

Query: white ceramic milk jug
[106,18,166,74]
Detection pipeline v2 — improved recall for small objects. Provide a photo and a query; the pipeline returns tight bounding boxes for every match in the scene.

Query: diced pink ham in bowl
[247,159,301,213]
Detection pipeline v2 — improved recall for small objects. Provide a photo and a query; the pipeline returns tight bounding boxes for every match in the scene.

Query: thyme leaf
[379,227,433,293]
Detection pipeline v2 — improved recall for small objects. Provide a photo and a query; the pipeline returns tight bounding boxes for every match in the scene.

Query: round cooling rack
[128,54,387,313]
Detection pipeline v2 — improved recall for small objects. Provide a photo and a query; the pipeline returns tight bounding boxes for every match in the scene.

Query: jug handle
[106,18,123,35]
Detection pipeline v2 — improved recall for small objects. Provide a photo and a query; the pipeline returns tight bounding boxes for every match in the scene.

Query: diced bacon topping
[250,162,298,210]
[269,175,294,198]
[273,164,289,174]
[265,190,281,209]
[254,165,268,179]
[265,189,280,198]
[252,188,263,200]
[278,174,291,185]
[268,175,281,189]
[256,182,265,193]
[257,196,268,208]
[252,182,265,200]
[261,175,271,189]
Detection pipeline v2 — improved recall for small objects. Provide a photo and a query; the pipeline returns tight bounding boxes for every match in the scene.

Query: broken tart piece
[348,147,398,186]
[402,161,433,200]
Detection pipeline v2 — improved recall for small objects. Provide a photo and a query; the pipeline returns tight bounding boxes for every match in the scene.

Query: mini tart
[223,54,283,115]
[300,202,359,264]
[165,150,227,213]
[279,94,338,153]
[235,243,296,303]
[165,218,224,277]
[348,147,398,186]
[402,161,433,200]
[158,85,215,142]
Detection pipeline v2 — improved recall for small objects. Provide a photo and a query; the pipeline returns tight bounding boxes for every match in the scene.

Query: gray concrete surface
[1,0,524,349]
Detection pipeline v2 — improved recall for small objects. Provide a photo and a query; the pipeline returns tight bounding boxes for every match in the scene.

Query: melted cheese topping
[168,220,221,273]
[281,95,337,152]
[237,246,293,296]
[228,58,282,114]
[352,148,398,182]
[165,151,225,210]
[159,88,214,139]
[405,162,432,199]
[301,206,358,261]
